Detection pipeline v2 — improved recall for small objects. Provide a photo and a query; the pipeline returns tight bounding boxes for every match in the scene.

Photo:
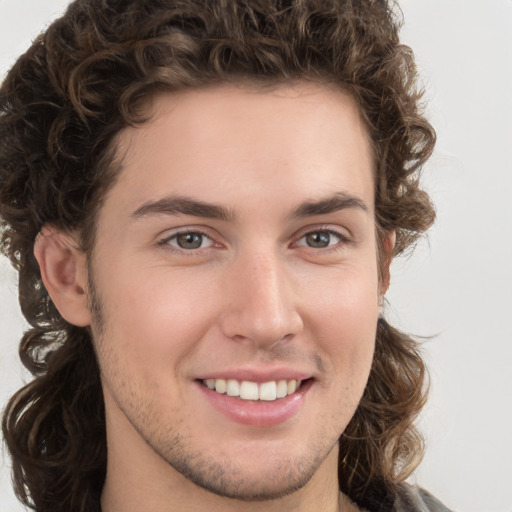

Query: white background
[1,1,511,511]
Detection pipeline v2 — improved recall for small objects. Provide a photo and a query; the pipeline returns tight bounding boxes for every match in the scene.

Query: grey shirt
[393,485,453,512]
[351,484,453,512]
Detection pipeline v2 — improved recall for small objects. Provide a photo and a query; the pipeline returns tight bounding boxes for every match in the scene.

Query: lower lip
[197,379,313,427]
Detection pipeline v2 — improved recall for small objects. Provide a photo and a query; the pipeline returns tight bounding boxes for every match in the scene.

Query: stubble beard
[139,425,339,502]
[101,374,341,502]
[87,265,341,503]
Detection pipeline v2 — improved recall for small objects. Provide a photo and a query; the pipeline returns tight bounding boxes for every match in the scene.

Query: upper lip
[196,366,312,383]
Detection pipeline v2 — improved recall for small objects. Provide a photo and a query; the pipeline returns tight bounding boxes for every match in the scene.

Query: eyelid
[157,226,222,252]
[295,230,341,248]
[155,224,353,254]
[291,225,353,246]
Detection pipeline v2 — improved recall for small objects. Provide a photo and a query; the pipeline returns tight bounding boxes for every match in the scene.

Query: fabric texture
[392,485,453,512]
[353,483,453,512]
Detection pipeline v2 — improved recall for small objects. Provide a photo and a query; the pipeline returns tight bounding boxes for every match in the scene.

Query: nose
[219,252,303,349]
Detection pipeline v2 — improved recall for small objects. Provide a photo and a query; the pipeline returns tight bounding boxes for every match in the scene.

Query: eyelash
[158,229,216,253]
[158,227,352,254]
[293,228,351,251]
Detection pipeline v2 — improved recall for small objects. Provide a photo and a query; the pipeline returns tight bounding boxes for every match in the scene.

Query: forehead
[104,81,374,220]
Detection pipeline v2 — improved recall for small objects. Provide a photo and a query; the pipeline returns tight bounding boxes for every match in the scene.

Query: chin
[176,457,317,502]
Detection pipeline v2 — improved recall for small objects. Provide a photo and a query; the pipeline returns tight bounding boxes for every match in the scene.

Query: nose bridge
[221,249,303,346]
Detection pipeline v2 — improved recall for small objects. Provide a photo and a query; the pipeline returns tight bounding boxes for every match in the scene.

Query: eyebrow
[131,196,237,222]
[131,191,369,222]
[290,192,369,219]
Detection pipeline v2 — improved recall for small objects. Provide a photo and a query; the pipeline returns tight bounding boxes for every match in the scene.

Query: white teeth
[259,381,277,401]
[204,378,303,401]
[276,379,288,398]
[215,379,227,393]
[240,381,259,400]
[226,379,240,396]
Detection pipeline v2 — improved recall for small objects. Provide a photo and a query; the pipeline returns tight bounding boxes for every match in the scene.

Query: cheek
[94,263,222,374]
[306,265,380,377]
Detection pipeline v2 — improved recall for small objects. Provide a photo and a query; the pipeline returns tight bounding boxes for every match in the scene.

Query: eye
[164,231,214,250]
[296,230,343,249]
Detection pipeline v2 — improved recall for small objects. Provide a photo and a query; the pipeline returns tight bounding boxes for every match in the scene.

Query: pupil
[177,233,202,249]
[306,232,330,248]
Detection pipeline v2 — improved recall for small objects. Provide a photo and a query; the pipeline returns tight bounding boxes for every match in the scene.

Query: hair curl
[0,1,435,511]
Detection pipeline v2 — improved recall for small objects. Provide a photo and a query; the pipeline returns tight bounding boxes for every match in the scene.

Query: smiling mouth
[201,378,305,402]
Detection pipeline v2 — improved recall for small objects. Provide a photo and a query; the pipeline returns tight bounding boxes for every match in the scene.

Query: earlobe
[379,230,396,297]
[33,226,92,327]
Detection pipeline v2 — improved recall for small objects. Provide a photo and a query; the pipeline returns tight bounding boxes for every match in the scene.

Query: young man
[0,1,450,511]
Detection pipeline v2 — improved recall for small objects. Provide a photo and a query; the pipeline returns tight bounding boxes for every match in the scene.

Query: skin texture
[35,82,391,512]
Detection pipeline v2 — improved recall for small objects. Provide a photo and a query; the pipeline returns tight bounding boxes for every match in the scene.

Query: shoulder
[346,482,454,512]
[392,484,453,512]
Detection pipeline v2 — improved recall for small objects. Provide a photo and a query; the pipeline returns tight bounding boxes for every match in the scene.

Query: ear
[379,230,396,297]
[33,226,92,327]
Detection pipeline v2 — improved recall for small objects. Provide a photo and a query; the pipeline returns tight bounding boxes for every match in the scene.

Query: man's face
[87,82,384,500]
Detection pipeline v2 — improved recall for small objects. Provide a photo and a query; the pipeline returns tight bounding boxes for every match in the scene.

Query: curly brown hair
[0,1,435,511]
